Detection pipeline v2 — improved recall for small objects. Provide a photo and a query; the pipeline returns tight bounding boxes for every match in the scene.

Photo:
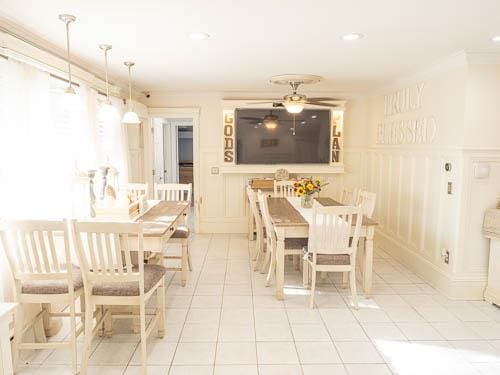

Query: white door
[153,119,164,183]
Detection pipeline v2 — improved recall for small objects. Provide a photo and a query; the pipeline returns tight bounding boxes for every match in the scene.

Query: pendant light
[98,44,119,122]
[122,61,140,124]
[58,14,79,109]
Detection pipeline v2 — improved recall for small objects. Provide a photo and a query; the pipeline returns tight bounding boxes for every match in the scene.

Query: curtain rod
[0,26,120,99]
[1,51,115,96]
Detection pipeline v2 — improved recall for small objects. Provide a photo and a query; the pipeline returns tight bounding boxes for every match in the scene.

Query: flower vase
[301,194,313,208]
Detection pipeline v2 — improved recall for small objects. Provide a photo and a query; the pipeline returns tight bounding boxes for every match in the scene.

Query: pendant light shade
[58,14,78,108]
[98,44,119,122]
[122,61,140,124]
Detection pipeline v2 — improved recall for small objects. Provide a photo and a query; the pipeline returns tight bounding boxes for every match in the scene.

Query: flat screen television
[235,108,331,164]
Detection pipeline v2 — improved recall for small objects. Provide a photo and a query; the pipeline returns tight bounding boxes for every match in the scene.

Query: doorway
[149,108,200,232]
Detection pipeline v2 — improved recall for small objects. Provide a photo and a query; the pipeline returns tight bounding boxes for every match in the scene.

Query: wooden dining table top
[267,196,378,228]
[137,200,190,237]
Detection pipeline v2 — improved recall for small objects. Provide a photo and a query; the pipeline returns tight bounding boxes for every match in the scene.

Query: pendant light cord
[104,49,110,103]
[128,65,132,103]
[65,21,72,90]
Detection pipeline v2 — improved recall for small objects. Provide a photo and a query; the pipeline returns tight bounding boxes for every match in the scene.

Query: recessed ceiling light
[341,33,363,41]
[492,35,500,42]
[189,32,210,40]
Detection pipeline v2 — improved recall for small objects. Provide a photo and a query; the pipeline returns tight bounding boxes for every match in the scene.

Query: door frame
[148,107,201,233]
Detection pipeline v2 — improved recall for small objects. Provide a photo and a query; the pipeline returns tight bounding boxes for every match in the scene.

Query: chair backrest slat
[154,183,192,202]
[246,187,263,229]
[257,191,276,251]
[309,203,362,256]
[0,220,74,284]
[340,187,360,206]
[72,221,144,291]
[273,180,296,198]
[121,183,148,199]
[47,231,61,272]
[357,190,376,218]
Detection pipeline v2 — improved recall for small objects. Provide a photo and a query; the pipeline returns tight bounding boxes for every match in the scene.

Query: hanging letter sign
[330,110,343,164]
[223,109,235,164]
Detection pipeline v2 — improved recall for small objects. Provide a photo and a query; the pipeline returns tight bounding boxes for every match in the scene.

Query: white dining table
[267,196,378,300]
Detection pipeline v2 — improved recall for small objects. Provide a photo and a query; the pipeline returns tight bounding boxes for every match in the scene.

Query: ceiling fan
[248,74,342,114]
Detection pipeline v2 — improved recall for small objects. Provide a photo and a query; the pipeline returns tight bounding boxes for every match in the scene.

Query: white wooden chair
[154,183,192,286]
[121,183,148,198]
[258,191,307,286]
[340,187,360,205]
[303,203,363,309]
[247,187,265,271]
[273,180,296,198]
[357,190,376,218]
[72,220,166,375]
[0,219,84,374]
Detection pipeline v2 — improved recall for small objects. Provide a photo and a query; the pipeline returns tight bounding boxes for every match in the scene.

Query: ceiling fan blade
[306,97,343,102]
[245,100,285,105]
[240,116,262,121]
[304,101,339,108]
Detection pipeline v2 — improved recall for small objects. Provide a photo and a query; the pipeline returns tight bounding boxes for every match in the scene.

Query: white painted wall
[361,53,500,299]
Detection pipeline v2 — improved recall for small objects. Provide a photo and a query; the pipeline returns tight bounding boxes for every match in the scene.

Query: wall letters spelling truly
[330,111,343,164]
[223,110,235,164]
[377,82,437,145]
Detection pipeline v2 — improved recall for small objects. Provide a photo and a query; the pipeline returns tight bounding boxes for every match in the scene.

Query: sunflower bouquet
[293,177,328,208]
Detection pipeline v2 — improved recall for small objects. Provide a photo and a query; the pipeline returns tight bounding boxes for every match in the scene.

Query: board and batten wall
[144,92,368,233]
[363,52,500,299]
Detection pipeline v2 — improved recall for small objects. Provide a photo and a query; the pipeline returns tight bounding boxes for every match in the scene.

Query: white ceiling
[2,0,500,94]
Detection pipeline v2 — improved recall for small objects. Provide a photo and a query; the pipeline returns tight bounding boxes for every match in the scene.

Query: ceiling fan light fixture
[284,102,304,114]
[264,120,278,130]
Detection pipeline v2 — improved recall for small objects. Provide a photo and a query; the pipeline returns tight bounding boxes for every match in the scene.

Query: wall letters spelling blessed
[377,82,437,145]
[330,111,343,164]
[223,109,235,164]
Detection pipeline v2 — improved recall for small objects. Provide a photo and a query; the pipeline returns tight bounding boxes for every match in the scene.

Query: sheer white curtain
[0,57,54,217]
[0,57,129,218]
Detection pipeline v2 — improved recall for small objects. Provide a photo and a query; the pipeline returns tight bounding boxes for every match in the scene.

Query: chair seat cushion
[21,266,84,295]
[285,237,308,249]
[171,226,189,239]
[92,264,166,296]
[303,251,351,265]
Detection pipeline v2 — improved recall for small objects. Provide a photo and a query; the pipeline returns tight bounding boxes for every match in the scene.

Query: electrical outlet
[447,182,452,195]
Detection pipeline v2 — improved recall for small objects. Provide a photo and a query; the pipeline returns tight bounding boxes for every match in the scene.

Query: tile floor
[17,233,500,374]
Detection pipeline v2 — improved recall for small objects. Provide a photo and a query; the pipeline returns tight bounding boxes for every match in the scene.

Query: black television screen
[235,108,331,164]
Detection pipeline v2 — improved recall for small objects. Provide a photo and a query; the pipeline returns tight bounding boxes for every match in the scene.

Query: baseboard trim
[376,230,486,300]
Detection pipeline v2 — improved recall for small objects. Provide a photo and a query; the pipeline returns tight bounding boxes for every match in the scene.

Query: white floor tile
[431,322,481,340]
[291,324,331,341]
[344,364,393,375]
[214,364,258,375]
[89,342,137,365]
[255,323,293,341]
[218,323,255,342]
[396,322,444,340]
[173,343,216,365]
[124,365,168,375]
[256,342,299,364]
[326,323,369,341]
[129,341,177,366]
[180,323,219,342]
[258,364,302,375]
[295,341,342,364]
[301,364,347,375]
[168,365,213,375]
[215,342,257,364]
[335,341,384,364]
[362,323,407,341]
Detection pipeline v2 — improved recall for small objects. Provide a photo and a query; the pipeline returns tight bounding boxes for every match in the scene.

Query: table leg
[248,210,255,241]
[0,309,14,375]
[275,228,285,300]
[363,227,374,296]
